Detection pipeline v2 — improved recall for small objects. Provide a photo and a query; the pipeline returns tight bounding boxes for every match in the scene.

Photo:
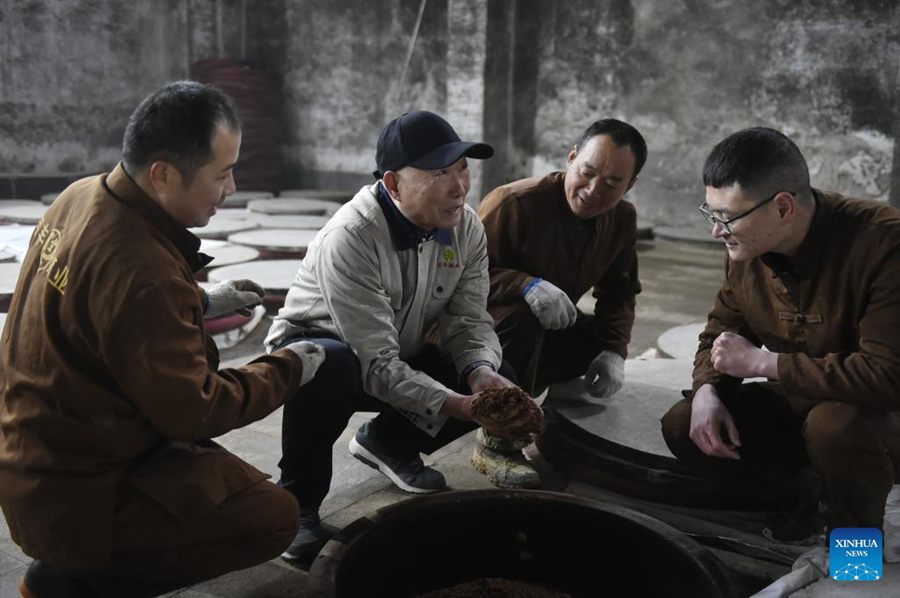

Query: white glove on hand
[522,278,578,330]
[204,279,265,319]
[584,350,625,397]
[285,341,326,386]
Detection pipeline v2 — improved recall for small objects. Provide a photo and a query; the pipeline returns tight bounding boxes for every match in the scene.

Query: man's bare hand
[689,384,741,460]
[441,392,475,421]
[467,365,516,395]
[440,368,517,422]
[711,331,778,379]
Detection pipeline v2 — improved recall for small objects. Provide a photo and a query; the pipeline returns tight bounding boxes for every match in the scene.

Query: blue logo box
[830,527,882,581]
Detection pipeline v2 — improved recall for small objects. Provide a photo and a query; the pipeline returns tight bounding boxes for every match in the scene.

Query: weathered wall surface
[0,0,190,175]
[271,0,453,190]
[521,0,899,222]
[0,0,897,218]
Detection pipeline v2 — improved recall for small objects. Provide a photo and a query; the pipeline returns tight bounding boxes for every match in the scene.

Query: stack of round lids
[247,198,340,216]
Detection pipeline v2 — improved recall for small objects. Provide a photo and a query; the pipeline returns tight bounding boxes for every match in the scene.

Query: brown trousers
[661,382,900,530]
[56,473,300,597]
[490,303,602,396]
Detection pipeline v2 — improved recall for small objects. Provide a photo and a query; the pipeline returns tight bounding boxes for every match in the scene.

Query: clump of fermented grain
[470,387,542,441]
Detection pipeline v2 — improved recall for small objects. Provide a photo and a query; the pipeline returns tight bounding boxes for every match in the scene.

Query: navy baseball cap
[373,110,493,178]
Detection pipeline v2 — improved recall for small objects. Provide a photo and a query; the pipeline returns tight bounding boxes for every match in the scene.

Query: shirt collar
[104,163,213,273]
[760,189,831,280]
[375,182,452,251]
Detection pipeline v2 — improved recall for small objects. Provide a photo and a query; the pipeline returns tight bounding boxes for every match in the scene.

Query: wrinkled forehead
[575,135,636,176]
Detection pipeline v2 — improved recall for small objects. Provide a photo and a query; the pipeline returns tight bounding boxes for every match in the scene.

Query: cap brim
[409,141,494,170]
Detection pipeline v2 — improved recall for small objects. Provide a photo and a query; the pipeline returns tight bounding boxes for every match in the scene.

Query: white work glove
[522,278,578,330]
[584,350,625,397]
[284,341,326,386]
[203,279,265,319]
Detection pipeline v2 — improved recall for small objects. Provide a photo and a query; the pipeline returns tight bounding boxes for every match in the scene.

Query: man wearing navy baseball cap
[266,111,532,560]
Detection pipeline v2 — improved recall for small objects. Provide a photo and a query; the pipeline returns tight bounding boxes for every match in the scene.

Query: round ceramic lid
[0,204,48,225]
[191,215,259,239]
[222,190,275,208]
[247,198,341,216]
[279,189,353,202]
[548,376,682,458]
[207,259,302,292]
[227,229,317,253]
[254,214,331,230]
[198,240,261,268]
[656,322,706,360]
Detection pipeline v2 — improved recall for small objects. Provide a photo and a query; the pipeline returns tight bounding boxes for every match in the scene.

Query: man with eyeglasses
[661,127,900,544]
[475,119,645,488]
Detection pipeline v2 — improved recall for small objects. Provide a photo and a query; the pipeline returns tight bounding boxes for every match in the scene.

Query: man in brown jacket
[476,119,645,487]
[1,81,325,597]
[661,127,900,543]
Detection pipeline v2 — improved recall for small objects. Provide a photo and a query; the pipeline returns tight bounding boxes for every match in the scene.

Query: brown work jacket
[479,171,640,358]
[693,190,900,409]
[0,164,306,568]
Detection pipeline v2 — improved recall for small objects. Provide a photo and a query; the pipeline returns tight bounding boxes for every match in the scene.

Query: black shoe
[282,508,332,561]
[22,560,92,597]
[349,422,446,493]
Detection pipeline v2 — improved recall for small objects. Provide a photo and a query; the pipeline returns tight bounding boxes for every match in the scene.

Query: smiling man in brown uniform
[476,119,645,487]
[661,127,900,542]
[0,81,325,597]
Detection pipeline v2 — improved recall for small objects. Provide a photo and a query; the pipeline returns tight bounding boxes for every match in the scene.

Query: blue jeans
[277,336,516,510]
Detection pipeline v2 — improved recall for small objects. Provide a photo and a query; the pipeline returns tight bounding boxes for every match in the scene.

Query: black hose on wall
[192,59,283,193]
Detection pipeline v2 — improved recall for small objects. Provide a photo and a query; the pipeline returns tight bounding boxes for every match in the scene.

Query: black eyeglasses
[698,191,794,234]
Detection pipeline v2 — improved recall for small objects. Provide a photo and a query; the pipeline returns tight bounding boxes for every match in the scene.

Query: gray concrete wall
[0,0,191,176]
[0,0,897,219]
[517,0,899,223]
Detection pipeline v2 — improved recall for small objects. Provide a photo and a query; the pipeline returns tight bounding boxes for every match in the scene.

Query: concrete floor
[2,237,893,596]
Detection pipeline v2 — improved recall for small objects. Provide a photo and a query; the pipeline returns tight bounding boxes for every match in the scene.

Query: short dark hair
[703,127,810,200]
[574,119,648,179]
[122,80,240,183]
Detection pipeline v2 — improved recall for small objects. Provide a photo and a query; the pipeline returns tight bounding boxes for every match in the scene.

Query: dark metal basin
[308,489,741,598]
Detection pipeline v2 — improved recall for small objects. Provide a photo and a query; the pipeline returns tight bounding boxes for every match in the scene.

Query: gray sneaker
[349,422,446,493]
[282,508,331,561]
